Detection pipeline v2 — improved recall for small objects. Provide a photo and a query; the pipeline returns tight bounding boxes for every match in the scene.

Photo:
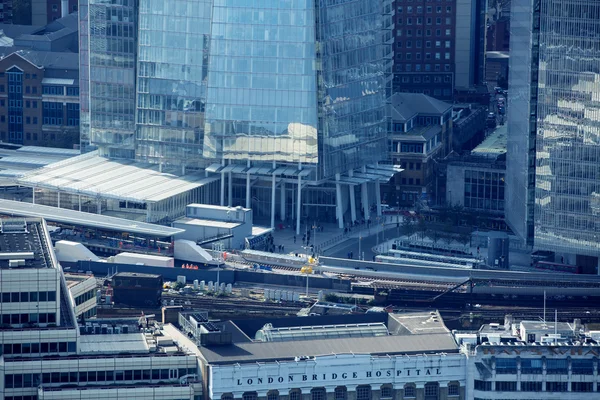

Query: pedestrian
[293,235,296,244]
[348,252,351,259]
[350,251,353,259]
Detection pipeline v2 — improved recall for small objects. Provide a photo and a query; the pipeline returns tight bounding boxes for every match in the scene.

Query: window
[572,359,594,375]
[243,392,258,400]
[520,382,542,392]
[404,385,415,398]
[416,162,422,169]
[267,391,279,400]
[446,29,451,35]
[222,395,234,400]
[546,382,568,392]
[417,6,422,12]
[380,386,393,398]
[474,380,491,391]
[311,388,326,400]
[356,385,371,400]
[571,382,593,392]
[398,6,403,12]
[447,384,459,396]
[335,387,347,400]
[520,358,543,374]
[289,389,302,400]
[446,6,452,12]
[495,381,517,392]
[546,359,568,374]
[424,383,438,399]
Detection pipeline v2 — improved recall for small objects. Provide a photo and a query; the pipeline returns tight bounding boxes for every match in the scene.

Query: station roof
[0,199,184,237]
[17,151,220,203]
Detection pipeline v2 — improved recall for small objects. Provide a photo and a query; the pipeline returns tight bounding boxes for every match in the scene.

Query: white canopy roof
[17,152,219,203]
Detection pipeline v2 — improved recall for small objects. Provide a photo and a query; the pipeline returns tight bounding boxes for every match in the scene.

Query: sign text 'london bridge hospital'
[238,368,444,386]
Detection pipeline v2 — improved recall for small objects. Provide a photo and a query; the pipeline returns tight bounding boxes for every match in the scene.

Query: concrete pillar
[346,386,357,400]
[57,191,60,208]
[271,167,277,229]
[228,171,233,207]
[32,187,35,204]
[78,195,81,211]
[245,162,251,208]
[220,171,225,206]
[348,169,357,224]
[335,173,344,229]
[361,182,369,221]
[280,182,286,221]
[97,199,101,214]
[375,180,382,217]
[296,174,302,235]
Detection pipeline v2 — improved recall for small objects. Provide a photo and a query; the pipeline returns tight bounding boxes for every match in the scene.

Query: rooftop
[0,199,184,237]
[390,92,452,122]
[78,333,150,355]
[17,151,219,204]
[0,48,78,70]
[471,124,507,157]
[197,311,458,364]
[0,218,54,270]
[175,217,242,230]
[520,320,574,332]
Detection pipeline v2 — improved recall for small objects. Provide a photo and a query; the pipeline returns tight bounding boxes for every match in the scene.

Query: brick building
[392,0,457,100]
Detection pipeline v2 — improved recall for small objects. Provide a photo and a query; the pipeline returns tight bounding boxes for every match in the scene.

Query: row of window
[398,52,452,62]
[0,99,39,108]
[397,75,452,85]
[1,312,56,326]
[397,28,452,37]
[2,340,75,356]
[4,367,197,388]
[0,72,37,79]
[492,358,593,374]
[398,5,453,13]
[234,383,459,400]
[397,16,452,25]
[1,290,57,303]
[4,396,37,400]
[75,288,97,306]
[396,64,452,73]
[398,40,452,49]
[0,85,80,96]
[475,380,595,392]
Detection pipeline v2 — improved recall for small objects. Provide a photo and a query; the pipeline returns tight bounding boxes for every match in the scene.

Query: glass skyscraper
[507,0,600,264]
[79,0,396,232]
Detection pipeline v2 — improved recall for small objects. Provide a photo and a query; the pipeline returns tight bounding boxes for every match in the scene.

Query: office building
[76,0,399,233]
[392,0,486,100]
[506,0,600,269]
[0,13,79,148]
[385,92,452,206]
[0,217,202,400]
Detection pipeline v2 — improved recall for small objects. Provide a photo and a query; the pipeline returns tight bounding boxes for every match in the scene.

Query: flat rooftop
[64,272,94,288]
[0,218,54,270]
[0,199,184,237]
[472,124,507,157]
[78,333,150,355]
[175,217,242,230]
[17,151,219,203]
[198,311,458,365]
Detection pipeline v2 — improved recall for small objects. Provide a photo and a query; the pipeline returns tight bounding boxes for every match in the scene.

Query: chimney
[504,314,513,330]
[573,318,581,333]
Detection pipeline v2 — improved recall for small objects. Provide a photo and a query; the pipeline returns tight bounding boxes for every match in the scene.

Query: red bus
[535,261,581,274]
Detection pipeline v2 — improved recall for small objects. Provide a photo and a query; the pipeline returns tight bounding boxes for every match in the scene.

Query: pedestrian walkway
[265,215,400,259]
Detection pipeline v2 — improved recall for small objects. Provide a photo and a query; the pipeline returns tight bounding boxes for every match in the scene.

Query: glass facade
[533,0,600,256]
[82,0,390,179]
[136,0,211,172]
[203,0,320,168]
[506,0,539,246]
[79,0,137,158]
[317,0,389,178]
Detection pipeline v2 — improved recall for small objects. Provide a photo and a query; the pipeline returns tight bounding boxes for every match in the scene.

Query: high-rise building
[79,0,398,233]
[391,0,486,101]
[506,0,600,268]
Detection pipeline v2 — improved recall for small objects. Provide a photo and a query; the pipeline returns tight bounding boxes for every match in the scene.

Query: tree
[401,218,416,237]
[417,217,428,240]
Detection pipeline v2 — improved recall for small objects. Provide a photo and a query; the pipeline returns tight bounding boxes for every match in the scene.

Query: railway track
[162,293,304,314]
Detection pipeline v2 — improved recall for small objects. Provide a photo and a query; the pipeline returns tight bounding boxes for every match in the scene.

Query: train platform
[264,215,398,259]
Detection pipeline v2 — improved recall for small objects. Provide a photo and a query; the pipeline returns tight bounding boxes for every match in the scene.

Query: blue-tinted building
[80,0,398,233]
[506,0,600,269]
